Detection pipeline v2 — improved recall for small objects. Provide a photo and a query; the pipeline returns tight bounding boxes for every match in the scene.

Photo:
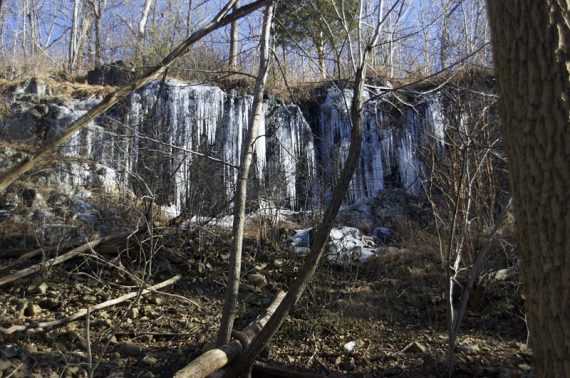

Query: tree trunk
[487,1,570,377]
[26,0,38,56]
[216,1,274,346]
[439,0,450,70]
[186,0,193,37]
[137,0,154,65]
[315,32,327,78]
[69,0,80,70]
[21,0,27,57]
[229,0,240,68]
[0,0,269,195]
[94,11,103,65]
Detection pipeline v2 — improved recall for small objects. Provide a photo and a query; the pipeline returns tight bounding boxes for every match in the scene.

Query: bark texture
[487,1,570,377]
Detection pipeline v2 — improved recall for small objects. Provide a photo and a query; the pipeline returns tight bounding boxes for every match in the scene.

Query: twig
[4,363,23,378]
[155,290,202,308]
[0,275,180,335]
[85,307,93,378]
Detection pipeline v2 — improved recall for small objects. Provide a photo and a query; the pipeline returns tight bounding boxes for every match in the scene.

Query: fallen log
[0,238,104,287]
[173,290,286,378]
[8,245,61,262]
[0,274,180,335]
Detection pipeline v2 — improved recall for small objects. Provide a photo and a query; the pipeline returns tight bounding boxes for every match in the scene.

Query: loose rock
[38,298,59,310]
[29,282,48,295]
[116,342,142,356]
[126,307,139,319]
[247,273,267,288]
[142,355,158,366]
[24,303,42,317]
[150,297,162,305]
[459,344,481,355]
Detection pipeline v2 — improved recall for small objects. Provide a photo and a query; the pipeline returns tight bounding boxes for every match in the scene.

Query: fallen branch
[0,274,180,335]
[0,228,143,270]
[0,248,48,259]
[0,238,104,287]
[173,290,286,378]
[7,245,61,264]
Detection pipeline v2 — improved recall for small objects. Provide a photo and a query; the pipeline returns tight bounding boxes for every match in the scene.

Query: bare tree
[217,1,396,375]
[186,0,193,37]
[68,0,80,69]
[24,0,39,56]
[229,0,240,68]
[420,83,511,371]
[136,0,154,64]
[84,0,108,65]
[217,0,274,346]
[67,0,95,70]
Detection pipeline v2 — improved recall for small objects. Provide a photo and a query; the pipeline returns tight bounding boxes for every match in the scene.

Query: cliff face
[0,78,446,218]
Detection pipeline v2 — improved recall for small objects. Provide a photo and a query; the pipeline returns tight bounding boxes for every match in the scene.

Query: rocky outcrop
[86,61,135,86]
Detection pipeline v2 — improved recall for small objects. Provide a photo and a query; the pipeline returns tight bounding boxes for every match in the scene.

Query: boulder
[87,61,134,86]
[288,228,313,248]
[372,226,392,243]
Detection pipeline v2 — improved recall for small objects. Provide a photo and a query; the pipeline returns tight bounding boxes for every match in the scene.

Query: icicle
[318,88,387,204]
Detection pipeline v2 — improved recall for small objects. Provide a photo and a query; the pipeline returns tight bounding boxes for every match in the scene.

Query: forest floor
[0,221,532,378]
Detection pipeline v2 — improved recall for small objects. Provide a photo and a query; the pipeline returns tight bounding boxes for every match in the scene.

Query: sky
[0,0,490,79]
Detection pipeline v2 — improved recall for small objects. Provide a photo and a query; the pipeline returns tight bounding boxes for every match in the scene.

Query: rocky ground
[0,213,531,378]
[0,74,530,377]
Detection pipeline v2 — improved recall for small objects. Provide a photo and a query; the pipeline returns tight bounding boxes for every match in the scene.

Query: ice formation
[55,80,317,215]
[317,87,445,201]
[22,79,448,215]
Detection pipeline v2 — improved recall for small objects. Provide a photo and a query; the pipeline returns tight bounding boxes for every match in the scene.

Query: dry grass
[0,76,115,100]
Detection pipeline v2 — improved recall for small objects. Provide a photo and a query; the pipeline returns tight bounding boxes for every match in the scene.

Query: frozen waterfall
[317,87,446,201]
[53,80,317,216]
[45,79,447,214]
